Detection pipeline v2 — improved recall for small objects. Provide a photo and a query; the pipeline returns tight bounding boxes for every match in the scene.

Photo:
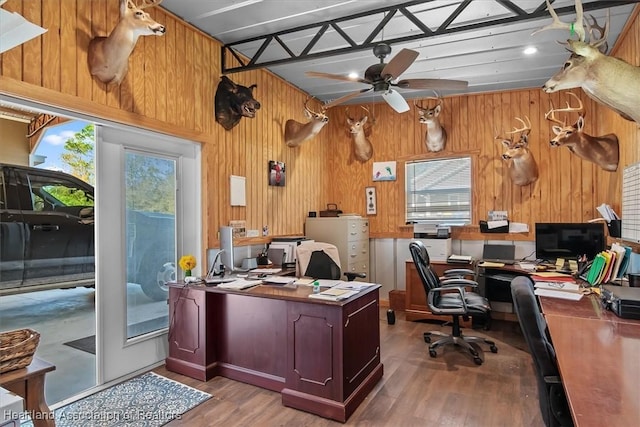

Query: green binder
[586,253,606,285]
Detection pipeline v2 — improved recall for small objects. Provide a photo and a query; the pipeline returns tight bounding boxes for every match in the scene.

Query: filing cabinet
[304,217,370,281]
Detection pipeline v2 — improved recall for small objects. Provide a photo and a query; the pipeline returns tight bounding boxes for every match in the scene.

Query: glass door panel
[124,152,176,339]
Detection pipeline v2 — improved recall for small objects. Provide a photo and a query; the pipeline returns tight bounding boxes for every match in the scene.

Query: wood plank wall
[1,1,638,249]
[0,0,327,251]
[323,7,640,242]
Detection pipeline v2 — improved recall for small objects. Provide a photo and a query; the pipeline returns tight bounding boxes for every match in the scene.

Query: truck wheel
[140,257,175,301]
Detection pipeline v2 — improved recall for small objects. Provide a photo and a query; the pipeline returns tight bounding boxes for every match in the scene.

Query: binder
[586,253,605,285]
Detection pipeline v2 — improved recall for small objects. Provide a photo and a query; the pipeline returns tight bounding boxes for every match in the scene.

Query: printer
[413,223,451,239]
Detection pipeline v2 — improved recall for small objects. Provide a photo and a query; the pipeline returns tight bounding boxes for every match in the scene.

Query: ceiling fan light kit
[306,43,469,113]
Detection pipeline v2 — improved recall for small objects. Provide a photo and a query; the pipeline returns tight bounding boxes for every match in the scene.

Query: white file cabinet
[304,217,370,280]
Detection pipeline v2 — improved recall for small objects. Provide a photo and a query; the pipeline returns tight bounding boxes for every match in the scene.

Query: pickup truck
[0,163,175,301]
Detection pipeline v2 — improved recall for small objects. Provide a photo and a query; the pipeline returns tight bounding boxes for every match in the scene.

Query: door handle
[33,225,60,231]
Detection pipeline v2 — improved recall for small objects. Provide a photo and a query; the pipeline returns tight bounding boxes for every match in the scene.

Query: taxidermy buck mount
[215,76,261,131]
[496,116,539,186]
[414,95,447,152]
[345,106,375,162]
[533,0,640,124]
[306,43,468,113]
[88,0,165,85]
[545,92,619,172]
[284,98,328,147]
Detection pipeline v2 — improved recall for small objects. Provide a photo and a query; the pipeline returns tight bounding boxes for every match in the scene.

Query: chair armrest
[344,272,367,282]
[428,286,468,314]
[543,376,562,385]
[440,278,479,290]
[443,268,475,277]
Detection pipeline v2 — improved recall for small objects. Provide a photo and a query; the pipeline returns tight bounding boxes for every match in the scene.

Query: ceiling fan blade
[395,78,469,90]
[324,88,373,109]
[305,71,369,84]
[380,48,419,80]
[382,89,410,113]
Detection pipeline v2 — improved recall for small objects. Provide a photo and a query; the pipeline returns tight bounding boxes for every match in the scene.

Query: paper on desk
[333,282,374,291]
[308,289,359,301]
[534,282,581,292]
[534,288,583,300]
[596,203,619,221]
[263,276,295,285]
[517,262,537,271]
[217,279,262,290]
[478,261,505,267]
[252,268,282,274]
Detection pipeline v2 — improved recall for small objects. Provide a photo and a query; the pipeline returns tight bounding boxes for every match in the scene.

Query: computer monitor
[219,226,236,271]
[535,222,606,262]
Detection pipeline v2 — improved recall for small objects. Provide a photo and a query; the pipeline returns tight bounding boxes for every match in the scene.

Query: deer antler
[506,116,532,136]
[532,0,585,42]
[304,97,325,116]
[545,92,585,126]
[585,11,609,51]
[137,0,163,9]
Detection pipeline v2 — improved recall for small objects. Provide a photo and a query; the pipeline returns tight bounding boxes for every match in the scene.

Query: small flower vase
[185,269,192,278]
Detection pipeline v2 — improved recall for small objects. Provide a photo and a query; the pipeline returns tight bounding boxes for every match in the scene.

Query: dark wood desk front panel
[545,315,640,427]
[167,283,383,422]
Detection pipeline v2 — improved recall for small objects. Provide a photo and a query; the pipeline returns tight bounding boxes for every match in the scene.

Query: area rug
[21,372,211,427]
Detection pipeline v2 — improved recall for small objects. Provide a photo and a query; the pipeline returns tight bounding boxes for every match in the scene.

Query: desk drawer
[346,220,369,242]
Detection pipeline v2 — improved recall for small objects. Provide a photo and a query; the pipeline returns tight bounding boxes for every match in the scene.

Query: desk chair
[295,242,366,281]
[409,240,497,365]
[510,277,574,427]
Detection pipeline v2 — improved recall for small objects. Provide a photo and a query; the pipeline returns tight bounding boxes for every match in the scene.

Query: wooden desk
[545,315,640,427]
[0,357,56,427]
[166,282,383,422]
[540,293,640,324]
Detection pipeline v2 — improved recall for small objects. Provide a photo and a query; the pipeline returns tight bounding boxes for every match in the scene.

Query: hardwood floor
[157,309,544,427]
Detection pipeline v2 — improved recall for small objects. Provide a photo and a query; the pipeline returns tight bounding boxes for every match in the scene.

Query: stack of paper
[585,245,633,285]
[308,288,360,301]
[533,288,583,301]
[217,279,262,290]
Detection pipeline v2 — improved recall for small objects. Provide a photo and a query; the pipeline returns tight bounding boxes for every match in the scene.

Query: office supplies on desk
[478,261,505,268]
[534,282,581,293]
[204,277,235,285]
[534,288,583,301]
[262,276,296,285]
[308,288,359,301]
[600,285,640,320]
[217,279,262,290]
[447,254,473,264]
[252,268,282,274]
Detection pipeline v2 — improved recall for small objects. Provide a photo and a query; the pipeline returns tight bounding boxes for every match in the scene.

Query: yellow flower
[179,255,197,271]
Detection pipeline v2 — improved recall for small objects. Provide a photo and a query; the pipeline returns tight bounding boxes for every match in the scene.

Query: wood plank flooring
[157,309,544,427]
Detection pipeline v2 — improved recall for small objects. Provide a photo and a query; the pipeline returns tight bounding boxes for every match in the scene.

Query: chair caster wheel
[429,349,437,358]
[424,336,431,344]
[473,357,483,365]
[490,345,498,353]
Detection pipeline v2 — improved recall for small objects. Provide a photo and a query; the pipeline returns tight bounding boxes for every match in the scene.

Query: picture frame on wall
[268,160,286,186]
[366,186,377,215]
[372,161,396,181]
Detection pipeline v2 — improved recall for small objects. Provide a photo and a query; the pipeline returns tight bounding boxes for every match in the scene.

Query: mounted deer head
[533,0,640,124]
[415,94,447,152]
[88,0,165,85]
[496,116,539,186]
[346,106,375,162]
[284,98,328,147]
[545,92,619,172]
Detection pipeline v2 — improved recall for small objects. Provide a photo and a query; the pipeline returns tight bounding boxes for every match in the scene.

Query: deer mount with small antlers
[345,106,375,162]
[88,0,165,85]
[496,116,539,186]
[533,0,640,124]
[544,92,619,172]
[415,95,447,152]
[284,98,329,147]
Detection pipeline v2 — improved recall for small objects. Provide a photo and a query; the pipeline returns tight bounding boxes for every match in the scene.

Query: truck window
[27,172,94,211]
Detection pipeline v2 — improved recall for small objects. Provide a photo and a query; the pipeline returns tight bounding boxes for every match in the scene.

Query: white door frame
[95,125,201,383]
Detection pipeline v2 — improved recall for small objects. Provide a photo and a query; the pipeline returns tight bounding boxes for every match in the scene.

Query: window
[405,157,472,225]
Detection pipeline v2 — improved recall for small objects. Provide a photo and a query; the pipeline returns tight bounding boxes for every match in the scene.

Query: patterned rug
[21,372,211,427]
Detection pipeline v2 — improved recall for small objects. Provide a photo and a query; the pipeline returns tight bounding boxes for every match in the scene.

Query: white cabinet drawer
[347,220,369,242]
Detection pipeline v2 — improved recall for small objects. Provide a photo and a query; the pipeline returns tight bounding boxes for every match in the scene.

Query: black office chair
[409,240,497,365]
[295,242,366,281]
[510,276,574,427]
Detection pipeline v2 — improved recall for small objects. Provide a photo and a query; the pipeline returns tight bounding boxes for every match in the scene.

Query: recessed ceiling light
[348,72,359,79]
[523,46,537,55]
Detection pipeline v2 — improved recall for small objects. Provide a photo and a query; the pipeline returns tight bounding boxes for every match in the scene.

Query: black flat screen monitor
[535,222,605,262]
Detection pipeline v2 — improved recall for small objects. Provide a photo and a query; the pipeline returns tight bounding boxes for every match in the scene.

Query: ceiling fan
[306,43,468,113]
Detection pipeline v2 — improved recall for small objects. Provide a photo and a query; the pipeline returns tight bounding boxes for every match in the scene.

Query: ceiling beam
[221,0,639,74]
